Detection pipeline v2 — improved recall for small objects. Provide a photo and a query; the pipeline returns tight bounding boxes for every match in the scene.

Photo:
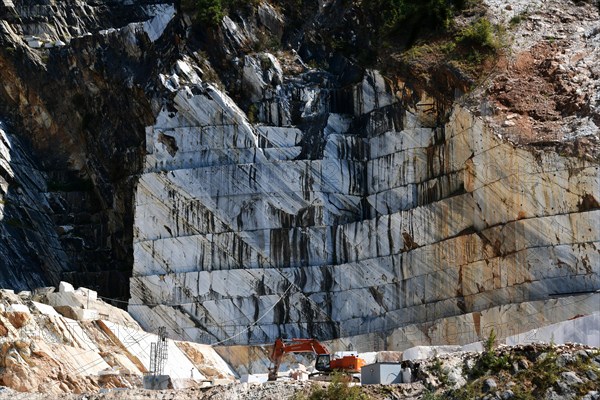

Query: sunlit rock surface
[130,57,599,346]
[0,284,235,394]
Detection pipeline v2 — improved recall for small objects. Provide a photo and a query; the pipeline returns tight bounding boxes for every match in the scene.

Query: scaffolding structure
[149,326,168,375]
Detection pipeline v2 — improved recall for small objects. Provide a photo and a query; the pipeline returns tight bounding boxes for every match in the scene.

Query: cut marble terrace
[130,59,600,349]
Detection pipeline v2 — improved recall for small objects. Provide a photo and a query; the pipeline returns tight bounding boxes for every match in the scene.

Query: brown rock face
[482,0,600,159]
[0,322,8,337]
[490,42,580,139]
[0,363,38,392]
[5,312,30,329]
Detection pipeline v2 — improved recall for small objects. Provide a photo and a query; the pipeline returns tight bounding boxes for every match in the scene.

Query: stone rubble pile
[0,282,236,394]
[417,343,600,400]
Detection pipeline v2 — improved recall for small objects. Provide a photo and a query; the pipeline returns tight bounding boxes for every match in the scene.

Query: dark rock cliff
[0,0,171,297]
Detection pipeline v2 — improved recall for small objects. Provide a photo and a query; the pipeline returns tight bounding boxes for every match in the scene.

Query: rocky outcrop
[0,283,235,394]
[129,42,599,346]
[417,342,600,400]
[482,0,600,155]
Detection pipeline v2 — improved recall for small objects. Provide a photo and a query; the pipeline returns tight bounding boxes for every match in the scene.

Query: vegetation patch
[470,329,512,378]
[393,11,505,93]
[429,357,452,387]
[293,372,370,400]
[509,11,528,26]
[246,103,258,123]
[182,0,261,26]
[364,0,476,40]
[447,334,600,400]
[456,18,499,51]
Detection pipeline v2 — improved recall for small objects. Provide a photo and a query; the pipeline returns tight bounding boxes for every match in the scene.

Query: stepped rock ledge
[130,59,599,349]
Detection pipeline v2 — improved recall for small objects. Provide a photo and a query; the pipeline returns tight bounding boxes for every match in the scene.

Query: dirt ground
[482,0,600,159]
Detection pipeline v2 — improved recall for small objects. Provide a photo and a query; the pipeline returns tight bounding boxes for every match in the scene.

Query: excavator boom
[268,338,330,380]
[270,338,329,359]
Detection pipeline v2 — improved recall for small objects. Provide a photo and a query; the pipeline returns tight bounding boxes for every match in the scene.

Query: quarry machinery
[267,338,366,381]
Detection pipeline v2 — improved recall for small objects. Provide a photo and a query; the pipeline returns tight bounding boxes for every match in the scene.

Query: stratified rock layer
[130,58,599,346]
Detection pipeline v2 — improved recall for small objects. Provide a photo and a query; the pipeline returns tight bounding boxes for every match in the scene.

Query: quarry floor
[0,342,598,400]
[0,381,426,400]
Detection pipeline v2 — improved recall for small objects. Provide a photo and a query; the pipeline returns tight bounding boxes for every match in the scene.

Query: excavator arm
[268,338,330,381]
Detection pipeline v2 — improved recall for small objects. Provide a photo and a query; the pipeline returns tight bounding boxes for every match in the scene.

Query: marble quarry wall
[129,56,599,347]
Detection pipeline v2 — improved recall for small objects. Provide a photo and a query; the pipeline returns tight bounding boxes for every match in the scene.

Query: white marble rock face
[130,62,600,346]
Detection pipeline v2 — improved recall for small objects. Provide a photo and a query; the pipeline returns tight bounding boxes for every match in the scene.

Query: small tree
[456,18,498,50]
[484,328,497,354]
[181,0,261,27]
[195,0,225,26]
[471,328,510,377]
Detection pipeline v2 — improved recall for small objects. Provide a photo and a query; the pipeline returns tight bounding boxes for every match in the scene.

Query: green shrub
[247,103,258,123]
[484,328,497,353]
[183,0,261,26]
[194,0,225,26]
[509,13,525,26]
[451,17,503,65]
[456,18,498,50]
[469,329,511,378]
[422,389,445,400]
[293,372,370,400]
[365,0,472,38]
[430,357,451,386]
[522,347,561,395]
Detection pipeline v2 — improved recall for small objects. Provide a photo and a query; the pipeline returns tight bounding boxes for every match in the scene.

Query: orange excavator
[267,338,366,381]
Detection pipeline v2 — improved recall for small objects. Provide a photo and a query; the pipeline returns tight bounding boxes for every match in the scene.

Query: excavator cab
[314,354,331,372]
